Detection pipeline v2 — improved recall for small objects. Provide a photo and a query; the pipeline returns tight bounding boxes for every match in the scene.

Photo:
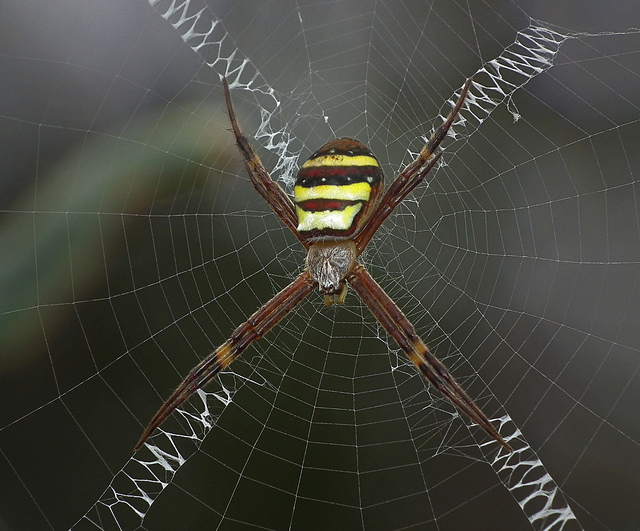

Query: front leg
[354,78,472,254]
[223,78,308,248]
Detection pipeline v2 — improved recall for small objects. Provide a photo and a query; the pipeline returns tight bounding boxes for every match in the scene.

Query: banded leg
[223,78,308,248]
[347,263,512,451]
[355,78,473,253]
[135,271,317,450]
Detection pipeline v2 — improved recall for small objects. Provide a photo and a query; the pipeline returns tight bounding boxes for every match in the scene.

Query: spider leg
[348,263,512,452]
[135,271,316,451]
[355,78,473,253]
[223,78,309,248]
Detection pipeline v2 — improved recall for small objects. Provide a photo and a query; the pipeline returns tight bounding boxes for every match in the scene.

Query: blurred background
[1,1,640,529]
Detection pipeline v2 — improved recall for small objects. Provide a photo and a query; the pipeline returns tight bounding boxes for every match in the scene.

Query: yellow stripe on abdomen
[294,182,371,203]
[296,204,364,233]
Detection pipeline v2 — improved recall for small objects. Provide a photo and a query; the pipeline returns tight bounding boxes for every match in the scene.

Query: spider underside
[135,77,512,453]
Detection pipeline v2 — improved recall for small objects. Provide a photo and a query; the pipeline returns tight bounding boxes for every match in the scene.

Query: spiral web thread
[72,4,582,529]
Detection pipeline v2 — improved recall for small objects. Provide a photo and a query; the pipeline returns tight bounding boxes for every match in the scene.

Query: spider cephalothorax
[135,77,512,453]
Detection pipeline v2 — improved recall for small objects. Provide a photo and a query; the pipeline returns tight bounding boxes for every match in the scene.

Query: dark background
[1,1,640,529]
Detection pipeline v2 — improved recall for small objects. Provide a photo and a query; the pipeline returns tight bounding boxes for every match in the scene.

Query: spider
[135,77,512,452]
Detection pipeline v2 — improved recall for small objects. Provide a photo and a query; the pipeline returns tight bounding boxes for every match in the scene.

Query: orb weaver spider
[135,77,512,452]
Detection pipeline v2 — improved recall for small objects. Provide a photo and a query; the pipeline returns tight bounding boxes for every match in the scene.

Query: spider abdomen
[294,138,383,241]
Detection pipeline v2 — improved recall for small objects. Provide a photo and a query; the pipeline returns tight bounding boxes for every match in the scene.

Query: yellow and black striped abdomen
[294,138,384,241]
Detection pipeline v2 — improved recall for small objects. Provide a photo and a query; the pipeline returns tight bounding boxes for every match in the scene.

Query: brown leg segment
[135,271,317,450]
[347,263,512,451]
[355,78,473,254]
[223,77,308,248]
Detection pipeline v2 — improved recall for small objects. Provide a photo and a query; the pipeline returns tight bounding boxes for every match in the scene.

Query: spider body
[135,77,512,453]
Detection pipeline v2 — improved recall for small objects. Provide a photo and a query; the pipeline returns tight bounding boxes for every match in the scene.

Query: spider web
[1,1,640,530]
